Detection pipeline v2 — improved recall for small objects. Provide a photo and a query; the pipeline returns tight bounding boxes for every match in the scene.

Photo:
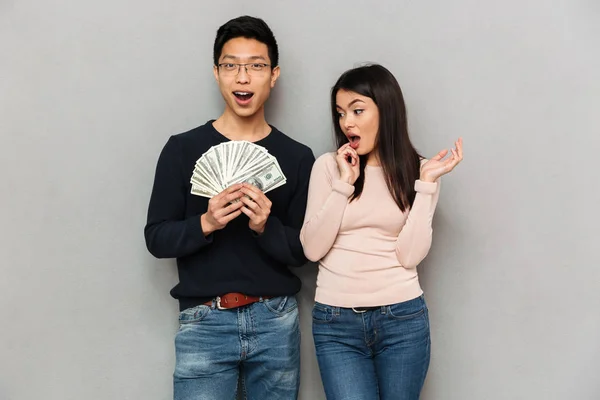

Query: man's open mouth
[233,91,254,101]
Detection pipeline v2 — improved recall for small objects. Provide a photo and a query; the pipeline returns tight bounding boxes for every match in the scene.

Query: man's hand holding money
[239,183,272,235]
[200,184,245,236]
[192,141,286,236]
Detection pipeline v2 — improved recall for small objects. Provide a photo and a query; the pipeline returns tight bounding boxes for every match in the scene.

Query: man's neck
[213,108,271,142]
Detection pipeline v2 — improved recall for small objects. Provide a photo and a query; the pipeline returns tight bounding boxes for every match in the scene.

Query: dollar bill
[191,166,219,191]
[240,162,286,192]
[191,184,214,198]
[190,174,218,195]
[195,156,220,189]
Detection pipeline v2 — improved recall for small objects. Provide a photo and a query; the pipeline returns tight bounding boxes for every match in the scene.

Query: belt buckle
[352,307,367,313]
[216,296,226,310]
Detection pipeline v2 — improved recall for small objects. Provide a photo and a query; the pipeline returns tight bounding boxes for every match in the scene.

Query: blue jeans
[312,295,431,400]
[174,296,300,400]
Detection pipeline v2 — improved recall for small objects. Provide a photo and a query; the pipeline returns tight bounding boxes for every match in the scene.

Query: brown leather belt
[203,292,272,310]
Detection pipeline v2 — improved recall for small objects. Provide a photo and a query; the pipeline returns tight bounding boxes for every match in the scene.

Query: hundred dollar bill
[191,166,220,193]
[190,176,218,196]
[235,146,267,175]
[240,162,286,193]
[229,160,272,187]
[192,165,218,186]
[195,156,222,191]
[230,141,249,179]
[191,184,214,198]
[212,145,226,185]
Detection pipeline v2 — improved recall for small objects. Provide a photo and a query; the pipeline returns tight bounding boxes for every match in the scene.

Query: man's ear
[213,65,219,83]
[270,66,281,88]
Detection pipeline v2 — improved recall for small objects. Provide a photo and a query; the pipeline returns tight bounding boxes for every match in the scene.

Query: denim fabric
[174,296,300,400]
[312,295,431,400]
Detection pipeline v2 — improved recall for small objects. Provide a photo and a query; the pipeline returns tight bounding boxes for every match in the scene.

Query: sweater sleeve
[144,136,212,259]
[395,176,441,269]
[253,150,316,267]
[300,153,354,262]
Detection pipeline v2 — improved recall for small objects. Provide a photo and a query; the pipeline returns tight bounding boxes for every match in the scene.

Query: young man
[144,16,315,400]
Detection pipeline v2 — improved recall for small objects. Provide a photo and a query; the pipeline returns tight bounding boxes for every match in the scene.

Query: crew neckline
[207,119,275,145]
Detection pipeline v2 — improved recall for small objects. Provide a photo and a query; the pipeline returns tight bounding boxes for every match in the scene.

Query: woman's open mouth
[348,134,361,149]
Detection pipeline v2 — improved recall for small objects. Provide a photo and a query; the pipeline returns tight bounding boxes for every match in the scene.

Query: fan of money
[190,141,286,198]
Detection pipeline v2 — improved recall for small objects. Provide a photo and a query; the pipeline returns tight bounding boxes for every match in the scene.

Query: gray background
[1,0,599,399]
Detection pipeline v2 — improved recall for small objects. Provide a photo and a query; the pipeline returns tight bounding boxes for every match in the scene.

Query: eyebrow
[336,99,366,109]
[220,55,267,62]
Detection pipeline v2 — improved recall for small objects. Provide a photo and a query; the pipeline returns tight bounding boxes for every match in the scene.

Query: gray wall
[1,1,599,399]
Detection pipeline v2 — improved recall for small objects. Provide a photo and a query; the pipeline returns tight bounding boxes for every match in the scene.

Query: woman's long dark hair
[331,64,422,212]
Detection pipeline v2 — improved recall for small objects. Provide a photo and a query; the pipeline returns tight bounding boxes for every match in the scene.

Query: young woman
[300,64,463,400]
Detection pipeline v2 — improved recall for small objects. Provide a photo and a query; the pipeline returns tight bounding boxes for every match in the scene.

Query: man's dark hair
[213,16,279,67]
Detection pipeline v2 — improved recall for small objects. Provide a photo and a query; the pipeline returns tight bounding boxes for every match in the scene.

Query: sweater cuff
[252,216,281,253]
[332,180,355,197]
[414,180,438,195]
[191,215,213,244]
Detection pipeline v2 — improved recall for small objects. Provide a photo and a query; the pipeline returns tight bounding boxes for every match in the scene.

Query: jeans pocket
[387,296,426,321]
[312,303,334,324]
[178,304,211,325]
[262,296,298,316]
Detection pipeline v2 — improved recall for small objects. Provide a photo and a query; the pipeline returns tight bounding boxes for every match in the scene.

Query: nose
[236,65,250,84]
[343,114,355,130]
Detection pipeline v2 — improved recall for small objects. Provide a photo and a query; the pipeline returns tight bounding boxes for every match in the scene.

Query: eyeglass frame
[216,62,273,76]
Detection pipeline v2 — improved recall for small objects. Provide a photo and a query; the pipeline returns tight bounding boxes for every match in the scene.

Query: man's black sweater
[144,121,315,311]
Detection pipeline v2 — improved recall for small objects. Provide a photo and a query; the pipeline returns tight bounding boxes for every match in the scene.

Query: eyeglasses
[217,63,271,76]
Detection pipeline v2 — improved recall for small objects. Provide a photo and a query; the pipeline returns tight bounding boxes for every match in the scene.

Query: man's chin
[227,103,263,118]
[235,109,259,118]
